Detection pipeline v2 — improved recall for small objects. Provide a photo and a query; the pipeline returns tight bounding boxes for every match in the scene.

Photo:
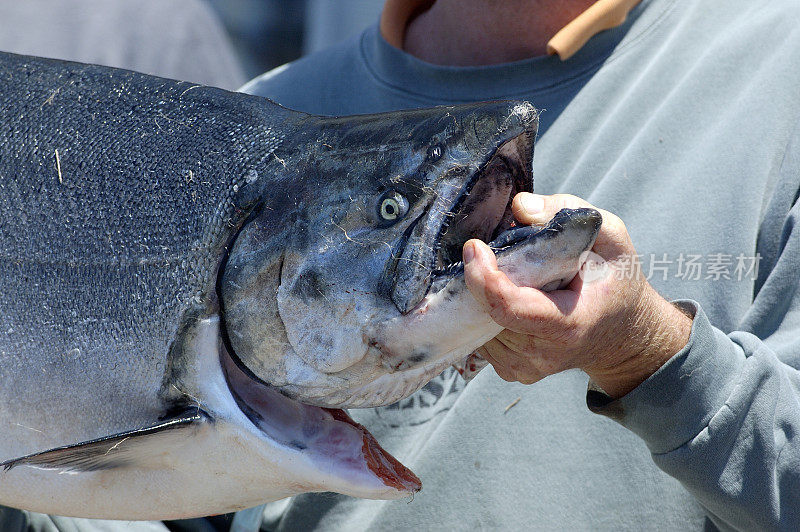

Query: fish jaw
[360,208,603,403]
[269,209,601,409]
[0,317,418,520]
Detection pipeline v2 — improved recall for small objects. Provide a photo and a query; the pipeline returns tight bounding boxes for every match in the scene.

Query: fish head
[221,101,596,411]
[209,100,599,503]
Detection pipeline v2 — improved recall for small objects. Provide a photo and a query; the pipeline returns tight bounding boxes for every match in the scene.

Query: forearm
[589,302,800,530]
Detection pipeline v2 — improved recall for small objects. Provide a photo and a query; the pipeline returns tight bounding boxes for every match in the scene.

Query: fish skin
[0,51,289,462]
[0,51,550,519]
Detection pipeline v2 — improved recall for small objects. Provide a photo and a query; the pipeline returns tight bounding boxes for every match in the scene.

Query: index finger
[511,193,630,259]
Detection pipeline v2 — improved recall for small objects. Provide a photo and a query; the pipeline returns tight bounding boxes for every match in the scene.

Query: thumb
[462,238,501,308]
[462,238,570,333]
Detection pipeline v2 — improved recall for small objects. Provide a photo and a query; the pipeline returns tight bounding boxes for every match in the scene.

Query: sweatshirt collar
[363,0,673,102]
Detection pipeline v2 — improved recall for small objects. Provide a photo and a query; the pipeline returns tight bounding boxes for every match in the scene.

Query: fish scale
[0,51,286,460]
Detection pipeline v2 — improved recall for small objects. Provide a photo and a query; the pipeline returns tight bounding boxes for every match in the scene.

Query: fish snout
[559,207,603,235]
[550,207,604,253]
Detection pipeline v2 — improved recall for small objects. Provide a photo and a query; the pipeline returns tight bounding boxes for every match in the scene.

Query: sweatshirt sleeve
[588,125,800,531]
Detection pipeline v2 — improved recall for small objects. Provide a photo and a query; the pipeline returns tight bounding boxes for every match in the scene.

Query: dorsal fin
[1,409,211,473]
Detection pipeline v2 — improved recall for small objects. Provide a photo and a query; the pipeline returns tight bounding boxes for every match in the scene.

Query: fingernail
[520,194,544,214]
[463,241,475,264]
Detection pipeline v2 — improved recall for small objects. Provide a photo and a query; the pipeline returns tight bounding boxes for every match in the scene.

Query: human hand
[463,193,693,398]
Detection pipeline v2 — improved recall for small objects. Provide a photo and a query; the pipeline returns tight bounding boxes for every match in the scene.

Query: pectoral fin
[1,409,211,473]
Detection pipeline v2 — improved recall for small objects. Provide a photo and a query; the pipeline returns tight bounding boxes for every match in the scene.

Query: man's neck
[404,0,596,66]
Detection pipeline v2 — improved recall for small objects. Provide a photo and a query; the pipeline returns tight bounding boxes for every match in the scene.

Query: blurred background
[0,0,384,90]
[207,0,384,77]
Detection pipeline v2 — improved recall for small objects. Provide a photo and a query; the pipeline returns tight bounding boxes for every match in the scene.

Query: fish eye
[426,143,444,163]
[378,191,409,222]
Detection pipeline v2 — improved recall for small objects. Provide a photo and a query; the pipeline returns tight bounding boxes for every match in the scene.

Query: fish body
[0,51,599,519]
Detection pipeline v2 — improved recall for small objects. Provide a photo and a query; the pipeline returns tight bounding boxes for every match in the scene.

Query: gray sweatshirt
[241,0,800,530]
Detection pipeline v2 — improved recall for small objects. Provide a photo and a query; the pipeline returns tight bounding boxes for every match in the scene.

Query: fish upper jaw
[389,109,537,315]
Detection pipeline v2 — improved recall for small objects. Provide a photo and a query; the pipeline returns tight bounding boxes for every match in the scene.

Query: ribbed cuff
[587,300,746,454]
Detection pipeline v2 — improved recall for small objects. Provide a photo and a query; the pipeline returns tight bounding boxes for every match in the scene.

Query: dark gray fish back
[0,52,284,457]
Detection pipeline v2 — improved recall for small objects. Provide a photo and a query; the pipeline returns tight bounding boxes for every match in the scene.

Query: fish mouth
[429,209,588,285]
[220,341,420,498]
[432,137,533,273]
[391,126,535,314]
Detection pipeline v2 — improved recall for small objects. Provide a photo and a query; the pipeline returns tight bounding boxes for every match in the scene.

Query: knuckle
[483,300,506,321]
[484,270,507,295]
[483,284,519,324]
[610,218,627,237]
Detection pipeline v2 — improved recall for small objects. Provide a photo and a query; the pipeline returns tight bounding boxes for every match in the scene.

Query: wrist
[586,287,693,398]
